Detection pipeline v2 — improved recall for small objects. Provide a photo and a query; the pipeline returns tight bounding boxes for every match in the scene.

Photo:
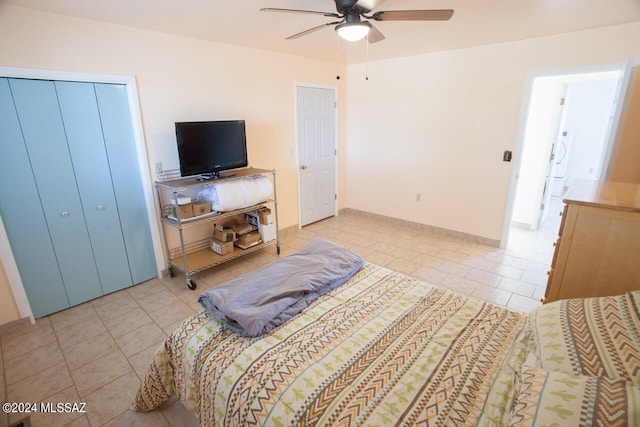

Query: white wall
[0,4,348,324]
[1,3,639,323]
[0,4,349,229]
[565,79,619,181]
[511,78,561,228]
[347,22,640,242]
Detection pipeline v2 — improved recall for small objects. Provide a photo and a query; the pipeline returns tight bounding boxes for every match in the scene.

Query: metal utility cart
[155,167,280,290]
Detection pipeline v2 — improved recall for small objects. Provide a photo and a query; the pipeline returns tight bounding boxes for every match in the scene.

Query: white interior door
[537,85,569,229]
[296,85,337,226]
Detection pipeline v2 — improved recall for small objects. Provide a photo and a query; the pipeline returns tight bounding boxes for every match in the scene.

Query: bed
[134,239,640,426]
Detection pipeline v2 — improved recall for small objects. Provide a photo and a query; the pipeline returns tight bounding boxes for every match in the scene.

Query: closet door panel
[9,78,103,306]
[55,81,133,294]
[94,83,157,283]
[0,78,69,317]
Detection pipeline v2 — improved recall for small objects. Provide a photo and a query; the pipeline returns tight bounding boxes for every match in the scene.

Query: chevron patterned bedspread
[512,291,640,426]
[133,262,640,426]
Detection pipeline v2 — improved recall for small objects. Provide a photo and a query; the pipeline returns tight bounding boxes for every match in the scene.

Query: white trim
[121,78,166,274]
[0,66,133,85]
[500,72,534,249]
[0,215,33,323]
[294,82,339,228]
[0,66,164,319]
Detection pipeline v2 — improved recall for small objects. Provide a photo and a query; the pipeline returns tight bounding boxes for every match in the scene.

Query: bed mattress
[134,262,525,425]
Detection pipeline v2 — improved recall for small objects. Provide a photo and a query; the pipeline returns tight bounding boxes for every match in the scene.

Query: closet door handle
[97,205,105,211]
[62,211,70,217]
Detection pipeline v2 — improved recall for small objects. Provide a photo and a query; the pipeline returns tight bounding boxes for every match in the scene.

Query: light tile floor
[0,207,560,427]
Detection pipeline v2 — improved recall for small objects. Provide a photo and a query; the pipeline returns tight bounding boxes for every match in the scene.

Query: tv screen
[175,120,248,178]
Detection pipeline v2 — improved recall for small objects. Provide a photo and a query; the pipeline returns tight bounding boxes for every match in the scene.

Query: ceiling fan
[261,0,454,43]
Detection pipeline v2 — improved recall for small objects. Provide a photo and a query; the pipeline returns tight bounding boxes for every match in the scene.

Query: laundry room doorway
[503,58,635,253]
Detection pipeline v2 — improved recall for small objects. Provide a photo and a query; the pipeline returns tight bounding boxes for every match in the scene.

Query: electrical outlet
[154,162,163,174]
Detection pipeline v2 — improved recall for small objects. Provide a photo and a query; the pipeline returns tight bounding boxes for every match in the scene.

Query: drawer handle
[97,205,105,211]
[62,211,70,217]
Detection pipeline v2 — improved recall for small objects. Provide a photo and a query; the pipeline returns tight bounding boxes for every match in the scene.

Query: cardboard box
[169,194,191,205]
[257,207,273,225]
[211,238,234,255]
[231,221,257,236]
[235,231,262,248]
[245,212,259,227]
[170,203,193,219]
[258,223,277,243]
[246,208,272,227]
[213,225,236,242]
[192,202,212,216]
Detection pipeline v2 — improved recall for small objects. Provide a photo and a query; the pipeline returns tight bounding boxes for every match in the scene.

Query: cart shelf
[155,167,280,290]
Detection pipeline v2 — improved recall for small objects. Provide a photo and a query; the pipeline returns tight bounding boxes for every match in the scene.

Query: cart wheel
[168,266,175,278]
[187,279,197,290]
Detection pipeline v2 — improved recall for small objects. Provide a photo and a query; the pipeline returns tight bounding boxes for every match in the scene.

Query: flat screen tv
[175,120,248,179]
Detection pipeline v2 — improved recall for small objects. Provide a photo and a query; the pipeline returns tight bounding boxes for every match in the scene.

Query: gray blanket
[198,239,364,337]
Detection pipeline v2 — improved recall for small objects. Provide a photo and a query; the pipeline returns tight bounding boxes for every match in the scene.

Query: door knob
[62,211,70,217]
[97,205,105,211]
[300,165,308,170]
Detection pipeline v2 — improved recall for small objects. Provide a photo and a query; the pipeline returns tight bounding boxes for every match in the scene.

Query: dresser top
[564,180,640,212]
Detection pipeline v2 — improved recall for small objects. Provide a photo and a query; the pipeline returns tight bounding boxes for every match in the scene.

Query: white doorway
[295,84,338,227]
[503,59,635,251]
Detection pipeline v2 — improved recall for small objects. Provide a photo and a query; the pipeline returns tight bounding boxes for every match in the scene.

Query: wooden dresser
[544,180,640,303]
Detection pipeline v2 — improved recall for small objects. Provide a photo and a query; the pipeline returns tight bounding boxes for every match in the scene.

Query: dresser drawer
[557,204,568,236]
[550,237,561,268]
[542,267,555,303]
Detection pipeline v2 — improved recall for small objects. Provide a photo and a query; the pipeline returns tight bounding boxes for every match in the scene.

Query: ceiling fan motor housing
[335,0,360,14]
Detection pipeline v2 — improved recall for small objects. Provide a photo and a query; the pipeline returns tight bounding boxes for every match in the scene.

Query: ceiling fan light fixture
[335,21,371,41]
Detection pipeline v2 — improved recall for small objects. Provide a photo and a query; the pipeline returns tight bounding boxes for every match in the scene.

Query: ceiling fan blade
[260,8,341,19]
[285,21,343,40]
[367,23,385,43]
[371,9,454,21]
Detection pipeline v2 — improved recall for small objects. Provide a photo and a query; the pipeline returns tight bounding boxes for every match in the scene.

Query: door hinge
[335,194,337,200]
[559,97,565,105]
[540,203,545,210]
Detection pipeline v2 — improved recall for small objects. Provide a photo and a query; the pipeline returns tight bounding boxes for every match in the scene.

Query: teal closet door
[55,81,134,294]
[94,84,157,283]
[0,78,70,317]
[8,78,103,306]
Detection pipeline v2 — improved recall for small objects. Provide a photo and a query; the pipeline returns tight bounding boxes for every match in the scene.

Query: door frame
[501,58,636,249]
[537,83,569,230]
[293,82,339,228]
[0,66,163,321]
